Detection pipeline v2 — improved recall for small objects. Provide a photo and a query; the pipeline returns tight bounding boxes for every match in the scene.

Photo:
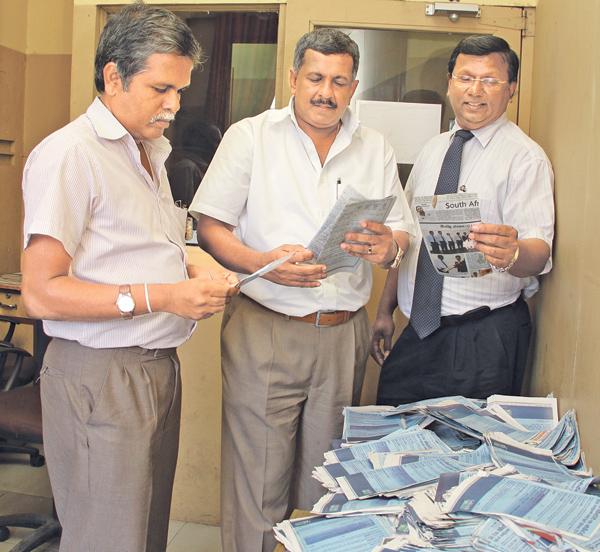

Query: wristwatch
[116,284,135,319]
[386,241,405,269]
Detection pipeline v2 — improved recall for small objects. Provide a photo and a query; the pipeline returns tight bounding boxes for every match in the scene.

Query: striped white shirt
[397,115,555,318]
[22,97,195,348]
[190,100,415,317]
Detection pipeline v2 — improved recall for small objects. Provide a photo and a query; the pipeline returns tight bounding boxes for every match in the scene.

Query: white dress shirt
[23,97,195,348]
[190,100,415,317]
[397,115,555,318]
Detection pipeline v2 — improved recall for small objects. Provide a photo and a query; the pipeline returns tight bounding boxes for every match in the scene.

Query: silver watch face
[118,294,135,313]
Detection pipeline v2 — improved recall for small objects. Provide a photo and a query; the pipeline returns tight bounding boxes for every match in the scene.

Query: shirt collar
[451,113,508,148]
[86,97,171,156]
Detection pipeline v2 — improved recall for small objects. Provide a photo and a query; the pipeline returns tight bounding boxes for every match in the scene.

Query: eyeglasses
[451,74,508,89]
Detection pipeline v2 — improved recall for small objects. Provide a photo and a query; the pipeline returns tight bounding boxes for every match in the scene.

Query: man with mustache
[372,35,554,406]
[190,28,413,552]
[21,5,237,551]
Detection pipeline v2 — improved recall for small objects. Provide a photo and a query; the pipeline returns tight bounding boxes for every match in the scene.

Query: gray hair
[94,3,202,92]
[293,28,359,80]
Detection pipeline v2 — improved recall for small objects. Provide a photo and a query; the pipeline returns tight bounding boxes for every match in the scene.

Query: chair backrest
[0,344,33,391]
[0,318,17,343]
[0,318,19,384]
[0,383,43,443]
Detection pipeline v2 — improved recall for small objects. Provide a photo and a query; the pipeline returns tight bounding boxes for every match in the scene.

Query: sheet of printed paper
[442,473,600,540]
[235,253,292,288]
[413,192,490,278]
[308,185,396,275]
[484,431,596,493]
[486,394,558,432]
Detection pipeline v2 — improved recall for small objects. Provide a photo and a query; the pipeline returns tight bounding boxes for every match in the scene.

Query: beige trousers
[220,294,370,552]
[41,338,181,552]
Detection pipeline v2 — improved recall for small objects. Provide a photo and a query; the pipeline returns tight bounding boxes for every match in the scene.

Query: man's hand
[469,223,519,269]
[370,313,395,366]
[168,273,239,320]
[260,245,326,288]
[341,221,397,267]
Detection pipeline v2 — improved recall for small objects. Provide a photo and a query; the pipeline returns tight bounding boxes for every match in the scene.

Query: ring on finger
[367,246,373,255]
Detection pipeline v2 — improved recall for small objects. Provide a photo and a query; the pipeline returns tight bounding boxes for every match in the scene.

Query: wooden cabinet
[0,45,25,274]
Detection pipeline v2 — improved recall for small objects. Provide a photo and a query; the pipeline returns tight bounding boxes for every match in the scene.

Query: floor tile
[168,519,185,544]
[0,452,52,498]
[167,522,222,552]
[0,491,53,516]
[0,462,223,552]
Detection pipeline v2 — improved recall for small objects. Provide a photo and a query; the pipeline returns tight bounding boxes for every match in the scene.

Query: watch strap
[116,284,134,319]
[387,240,404,269]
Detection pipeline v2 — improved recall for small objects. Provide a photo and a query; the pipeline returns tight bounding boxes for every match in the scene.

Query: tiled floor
[0,449,221,551]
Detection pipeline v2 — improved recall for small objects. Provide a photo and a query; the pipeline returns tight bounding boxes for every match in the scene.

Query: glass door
[279,0,528,129]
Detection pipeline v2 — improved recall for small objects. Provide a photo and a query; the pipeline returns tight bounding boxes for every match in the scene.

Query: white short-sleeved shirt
[22,97,195,348]
[397,115,555,318]
[190,100,415,317]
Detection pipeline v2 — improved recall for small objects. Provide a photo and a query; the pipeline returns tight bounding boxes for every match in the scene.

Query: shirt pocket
[164,203,188,248]
[475,191,502,224]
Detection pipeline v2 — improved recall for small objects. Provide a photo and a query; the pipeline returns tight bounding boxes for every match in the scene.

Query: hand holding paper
[341,220,397,267]
[239,245,327,289]
[169,272,238,321]
[469,222,519,269]
[307,185,397,275]
[236,253,293,288]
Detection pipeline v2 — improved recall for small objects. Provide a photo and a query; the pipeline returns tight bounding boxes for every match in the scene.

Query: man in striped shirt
[21,5,237,551]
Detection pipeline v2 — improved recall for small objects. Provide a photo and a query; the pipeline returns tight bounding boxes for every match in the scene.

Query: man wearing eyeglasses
[372,35,555,405]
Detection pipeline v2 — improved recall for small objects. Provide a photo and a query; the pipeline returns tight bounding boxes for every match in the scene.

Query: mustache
[311,98,337,109]
[149,111,176,124]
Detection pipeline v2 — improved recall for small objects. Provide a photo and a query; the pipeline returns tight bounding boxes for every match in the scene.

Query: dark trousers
[376,297,531,406]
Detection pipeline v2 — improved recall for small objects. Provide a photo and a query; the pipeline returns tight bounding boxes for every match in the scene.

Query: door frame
[280,1,534,132]
[71,1,534,131]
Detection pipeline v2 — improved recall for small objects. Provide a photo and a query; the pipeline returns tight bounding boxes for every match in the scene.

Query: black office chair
[0,319,36,390]
[0,346,44,466]
[0,348,61,550]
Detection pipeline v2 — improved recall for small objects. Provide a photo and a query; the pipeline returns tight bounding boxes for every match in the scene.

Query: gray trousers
[220,294,370,552]
[41,338,181,552]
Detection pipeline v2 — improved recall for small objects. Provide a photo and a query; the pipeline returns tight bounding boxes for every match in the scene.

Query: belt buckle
[314,310,333,328]
[314,311,323,327]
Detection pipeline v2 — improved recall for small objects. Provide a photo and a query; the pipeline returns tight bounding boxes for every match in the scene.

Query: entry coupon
[413,192,491,278]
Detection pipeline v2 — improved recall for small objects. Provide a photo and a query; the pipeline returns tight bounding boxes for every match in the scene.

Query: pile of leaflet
[273,394,600,551]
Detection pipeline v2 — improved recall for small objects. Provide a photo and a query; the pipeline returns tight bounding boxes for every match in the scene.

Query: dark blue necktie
[410,130,474,339]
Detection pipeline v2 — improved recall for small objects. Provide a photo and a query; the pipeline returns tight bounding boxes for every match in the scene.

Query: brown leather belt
[242,294,357,327]
[289,310,357,327]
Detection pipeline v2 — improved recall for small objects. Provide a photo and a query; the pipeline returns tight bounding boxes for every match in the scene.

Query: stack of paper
[440,473,600,548]
[341,406,431,444]
[273,514,397,551]
[274,394,600,552]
